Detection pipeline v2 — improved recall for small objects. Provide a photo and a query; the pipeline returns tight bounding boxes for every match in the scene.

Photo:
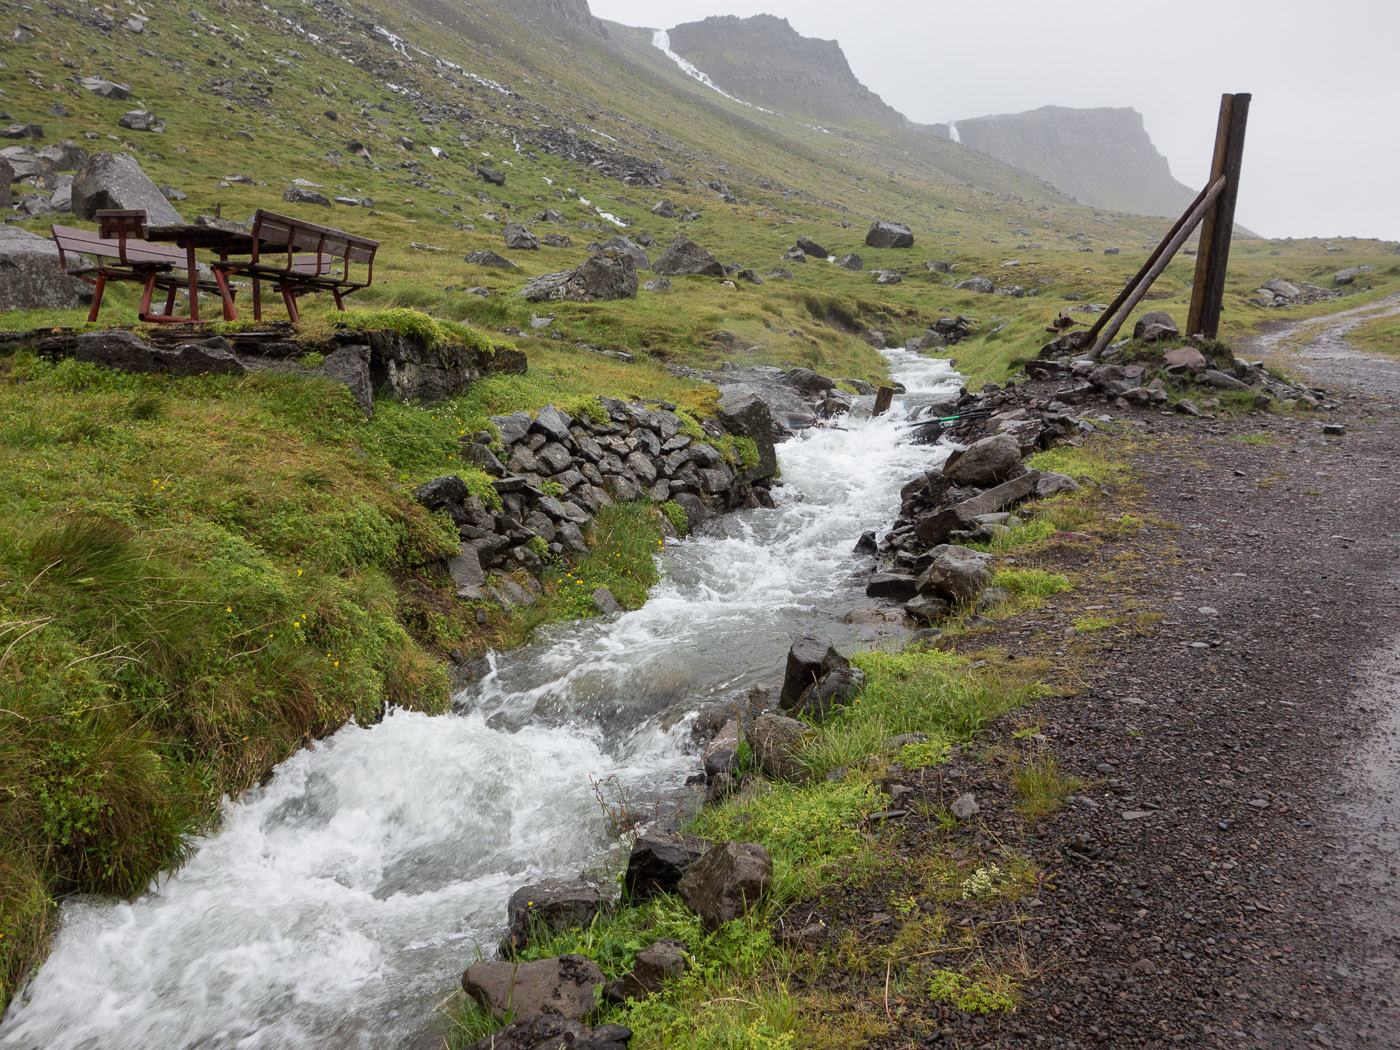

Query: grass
[1009,754,1083,820]
[1346,314,1400,357]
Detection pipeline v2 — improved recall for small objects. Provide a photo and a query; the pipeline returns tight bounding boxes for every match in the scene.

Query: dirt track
[997,299,1400,1049]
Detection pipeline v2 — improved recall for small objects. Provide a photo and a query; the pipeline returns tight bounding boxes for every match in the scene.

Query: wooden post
[872,386,895,417]
[1187,93,1251,339]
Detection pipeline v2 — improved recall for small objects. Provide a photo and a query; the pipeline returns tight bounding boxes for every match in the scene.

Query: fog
[590,0,1400,242]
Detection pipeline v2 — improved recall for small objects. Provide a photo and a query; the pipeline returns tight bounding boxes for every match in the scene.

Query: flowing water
[0,350,963,1050]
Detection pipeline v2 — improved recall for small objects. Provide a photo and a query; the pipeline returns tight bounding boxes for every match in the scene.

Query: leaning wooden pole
[1187,93,1251,339]
[1086,176,1226,360]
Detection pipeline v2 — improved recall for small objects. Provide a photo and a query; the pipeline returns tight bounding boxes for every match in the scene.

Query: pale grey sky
[591,0,1400,242]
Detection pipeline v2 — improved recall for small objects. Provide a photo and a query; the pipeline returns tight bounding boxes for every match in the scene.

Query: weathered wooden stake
[1187,93,1251,339]
[872,386,895,417]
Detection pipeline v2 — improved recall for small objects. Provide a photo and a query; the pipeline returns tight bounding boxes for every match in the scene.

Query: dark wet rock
[504,222,539,250]
[117,109,164,133]
[625,833,708,901]
[865,572,920,601]
[603,939,688,1004]
[476,165,506,186]
[653,234,724,277]
[677,841,773,929]
[35,330,244,376]
[780,636,845,710]
[836,253,863,270]
[943,434,1024,487]
[501,880,608,957]
[789,665,866,722]
[917,546,993,605]
[462,955,603,1022]
[598,235,650,271]
[746,712,812,780]
[460,1016,631,1050]
[592,586,623,615]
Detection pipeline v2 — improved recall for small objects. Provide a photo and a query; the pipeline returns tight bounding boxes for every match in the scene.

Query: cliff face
[954,106,1196,218]
[666,15,909,128]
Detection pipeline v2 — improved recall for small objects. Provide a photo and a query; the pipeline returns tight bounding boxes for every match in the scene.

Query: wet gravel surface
[1001,307,1400,1050]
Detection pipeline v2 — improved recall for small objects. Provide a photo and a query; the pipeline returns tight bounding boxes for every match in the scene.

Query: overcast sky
[590,0,1400,242]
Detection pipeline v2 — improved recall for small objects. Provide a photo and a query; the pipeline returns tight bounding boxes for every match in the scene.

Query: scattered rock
[1132,310,1178,342]
[71,151,183,225]
[652,234,724,277]
[462,955,603,1022]
[0,225,91,311]
[459,1017,631,1050]
[953,276,995,294]
[500,880,607,957]
[917,546,993,605]
[117,110,164,133]
[519,248,638,302]
[463,249,519,269]
[625,833,708,901]
[283,185,330,207]
[677,841,773,929]
[944,434,1024,487]
[504,222,540,250]
[747,712,812,781]
[865,220,914,249]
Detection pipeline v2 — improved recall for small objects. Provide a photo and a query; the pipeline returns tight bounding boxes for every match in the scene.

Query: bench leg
[280,282,301,324]
[213,269,238,322]
[138,273,158,322]
[164,283,178,317]
[253,278,263,322]
[332,288,347,312]
[87,273,107,323]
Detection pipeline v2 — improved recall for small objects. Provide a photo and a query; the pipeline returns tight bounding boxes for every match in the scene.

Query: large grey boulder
[71,152,183,225]
[917,546,993,605]
[34,330,246,375]
[0,158,11,211]
[462,955,603,1022]
[865,221,914,249]
[652,234,724,277]
[836,253,862,270]
[779,636,844,710]
[283,185,330,207]
[746,711,812,781]
[519,249,638,303]
[463,249,519,269]
[599,235,650,271]
[943,434,1024,487]
[677,841,773,929]
[77,76,131,100]
[37,141,88,172]
[795,235,827,257]
[0,225,93,311]
[117,110,164,133]
[460,1017,632,1050]
[953,276,995,294]
[503,222,539,250]
[500,879,608,957]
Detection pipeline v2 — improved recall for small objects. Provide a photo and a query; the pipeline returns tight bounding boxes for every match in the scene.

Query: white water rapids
[0,350,963,1050]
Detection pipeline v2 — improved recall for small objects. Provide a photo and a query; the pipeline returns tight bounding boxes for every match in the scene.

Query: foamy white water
[0,351,962,1050]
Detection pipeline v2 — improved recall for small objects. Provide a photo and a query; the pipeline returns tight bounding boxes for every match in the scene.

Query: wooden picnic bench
[208,209,379,323]
[51,210,229,323]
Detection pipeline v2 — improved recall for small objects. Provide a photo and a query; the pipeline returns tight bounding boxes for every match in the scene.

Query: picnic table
[50,208,379,324]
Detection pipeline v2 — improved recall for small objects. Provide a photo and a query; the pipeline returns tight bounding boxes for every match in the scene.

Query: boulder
[789,665,866,722]
[2,125,44,141]
[34,330,244,376]
[504,223,539,250]
[599,235,650,270]
[746,711,812,780]
[943,434,1024,487]
[715,387,778,481]
[1335,265,1372,286]
[460,1017,631,1050]
[314,343,373,415]
[926,259,951,273]
[1034,472,1081,499]
[795,235,827,258]
[476,165,506,186]
[865,573,920,601]
[642,277,671,292]
[71,152,183,225]
[917,546,993,605]
[782,367,835,397]
[117,110,164,133]
[0,225,91,310]
[592,587,623,615]
[603,939,687,1003]
[1200,368,1250,391]
[650,199,676,218]
[0,158,10,210]
[519,249,638,303]
[779,636,845,709]
[1132,310,1178,342]
[624,833,708,900]
[500,879,607,957]
[677,841,773,929]
[413,475,470,511]
[865,221,914,249]
[874,270,902,285]
[913,503,977,548]
[1163,346,1207,372]
[953,277,995,294]
[463,249,519,269]
[283,186,330,207]
[652,234,724,277]
[462,955,603,1022]
[835,253,862,270]
[77,76,131,100]
[904,596,950,625]
[37,141,87,172]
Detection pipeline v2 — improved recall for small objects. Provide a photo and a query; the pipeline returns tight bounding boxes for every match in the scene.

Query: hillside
[955,105,1199,218]
[2,0,1398,1041]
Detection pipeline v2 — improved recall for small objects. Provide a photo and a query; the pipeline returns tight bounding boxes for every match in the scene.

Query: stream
[0,349,963,1050]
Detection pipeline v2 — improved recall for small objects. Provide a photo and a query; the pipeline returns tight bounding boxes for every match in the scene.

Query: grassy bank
[0,316,705,1008]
